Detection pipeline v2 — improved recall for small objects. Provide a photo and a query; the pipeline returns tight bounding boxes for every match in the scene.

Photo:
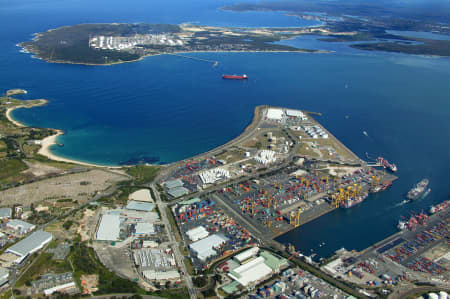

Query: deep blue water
[2,0,450,257]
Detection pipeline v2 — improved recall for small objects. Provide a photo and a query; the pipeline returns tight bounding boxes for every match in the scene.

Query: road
[150,184,197,299]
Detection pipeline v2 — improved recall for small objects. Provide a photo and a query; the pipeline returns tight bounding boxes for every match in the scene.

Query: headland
[19,23,327,66]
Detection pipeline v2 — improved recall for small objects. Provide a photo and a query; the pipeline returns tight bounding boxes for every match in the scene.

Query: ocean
[1,0,450,258]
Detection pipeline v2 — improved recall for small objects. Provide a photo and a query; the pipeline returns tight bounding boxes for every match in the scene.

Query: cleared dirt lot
[93,243,139,281]
[0,169,127,206]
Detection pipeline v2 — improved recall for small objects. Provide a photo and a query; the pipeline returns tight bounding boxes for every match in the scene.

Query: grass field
[0,159,27,182]
[126,165,160,185]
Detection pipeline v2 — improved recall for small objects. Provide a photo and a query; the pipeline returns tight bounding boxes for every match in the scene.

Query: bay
[1,0,449,257]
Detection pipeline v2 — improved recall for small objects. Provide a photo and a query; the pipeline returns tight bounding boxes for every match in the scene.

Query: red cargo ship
[222,74,248,80]
[377,157,397,172]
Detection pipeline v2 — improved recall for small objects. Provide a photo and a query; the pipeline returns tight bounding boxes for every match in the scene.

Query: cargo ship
[370,181,392,193]
[222,74,248,80]
[341,193,368,208]
[429,200,450,214]
[406,179,430,201]
[377,157,397,172]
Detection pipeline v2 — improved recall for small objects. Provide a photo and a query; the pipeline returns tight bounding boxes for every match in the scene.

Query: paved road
[150,184,197,299]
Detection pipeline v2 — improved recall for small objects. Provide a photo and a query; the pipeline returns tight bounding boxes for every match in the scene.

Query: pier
[166,53,218,66]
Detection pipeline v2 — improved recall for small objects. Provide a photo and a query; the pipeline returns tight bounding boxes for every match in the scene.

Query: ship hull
[406,179,429,200]
[222,74,248,80]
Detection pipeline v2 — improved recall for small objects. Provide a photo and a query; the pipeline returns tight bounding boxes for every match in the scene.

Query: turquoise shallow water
[2,0,450,257]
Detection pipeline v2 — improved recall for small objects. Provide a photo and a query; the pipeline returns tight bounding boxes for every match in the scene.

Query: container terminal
[321,199,449,295]
[159,106,397,241]
[154,106,409,297]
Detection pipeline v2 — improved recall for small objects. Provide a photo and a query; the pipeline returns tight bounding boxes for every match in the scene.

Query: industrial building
[134,222,155,236]
[6,230,52,264]
[165,178,190,197]
[96,214,121,241]
[0,267,8,286]
[126,201,155,212]
[128,189,153,202]
[233,246,260,264]
[31,272,78,296]
[285,109,308,120]
[0,208,12,220]
[167,186,189,198]
[165,179,184,189]
[266,108,283,121]
[221,248,288,292]
[6,219,36,234]
[190,234,228,261]
[133,248,180,281]
[228,256,273,286]
[109,209,159,222]
[186,226,209,242]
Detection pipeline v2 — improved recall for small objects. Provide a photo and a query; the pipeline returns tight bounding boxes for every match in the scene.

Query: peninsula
[19,23,322,65]
[223,2,450,57]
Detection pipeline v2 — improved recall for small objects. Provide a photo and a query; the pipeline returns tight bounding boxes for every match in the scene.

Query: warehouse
[266,108,283,121]
[128,189,153,202]
[96,214,121,241]
[126,201,155,212]
[190,234,228,261]
[133,248,180,281]
[285,109,304,118]
[186,226,209,242]
[6,219,36,234]
[134,222,155,235]
[285,109,308,120]
[6,230,52,264]
[228,256,273,287]
[233,247,259,264]
[167,186,189,198]
[165,179,183,189]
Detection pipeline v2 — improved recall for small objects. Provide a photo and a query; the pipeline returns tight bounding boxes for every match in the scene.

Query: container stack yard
[323,200,449,286]
[172,198,257,270]
[210,162,395,239]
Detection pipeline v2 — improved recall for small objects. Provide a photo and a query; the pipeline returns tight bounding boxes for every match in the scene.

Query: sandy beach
[5,99,48,128]
[37,130,122,168]
[6,107,26,127]
[5,99,121,168]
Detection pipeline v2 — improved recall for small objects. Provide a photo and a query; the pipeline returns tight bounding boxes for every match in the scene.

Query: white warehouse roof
[190,234,228,261]
[6,230,52,263]
[285,109,304,117]
[228,256,273,286]
[186,226,209,242]
[135,222,155,235]
[266,108,283,120]
[7,220,36,232]
[234,247,259,263]
[96,214,121,241]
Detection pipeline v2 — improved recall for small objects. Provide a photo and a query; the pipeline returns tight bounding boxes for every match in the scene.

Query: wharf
[274,203,338,238]
[358,207,449,258]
